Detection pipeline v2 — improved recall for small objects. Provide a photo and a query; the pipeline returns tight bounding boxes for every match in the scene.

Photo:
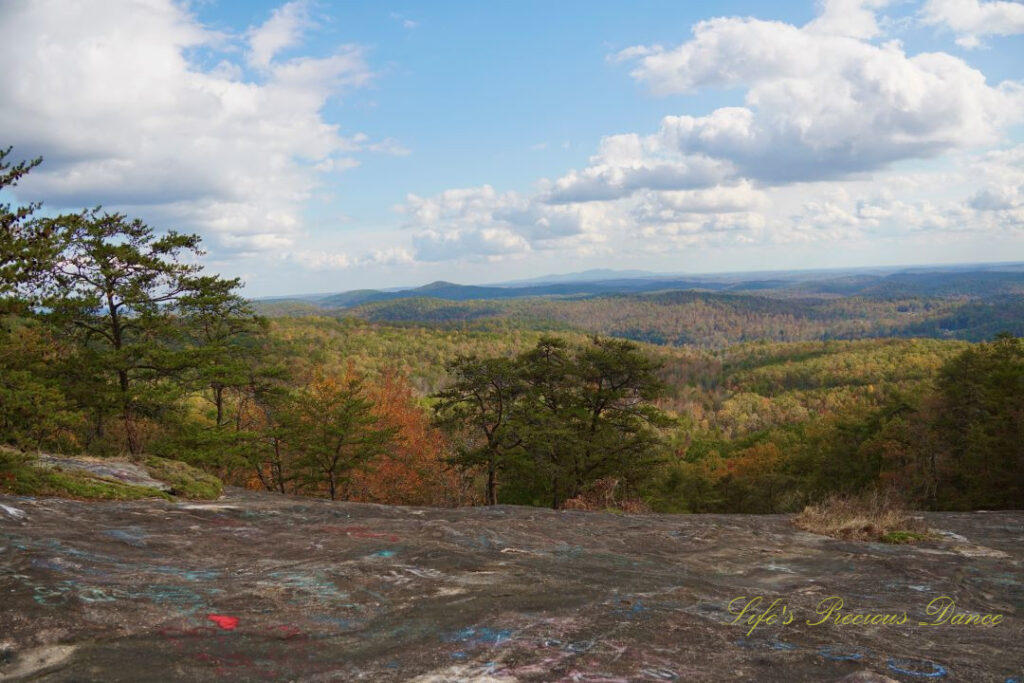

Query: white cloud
[4,0,1016,274]
[544,7,1023,223]
[412,227,532,262]
[636,211,771,248]
[389,12,417,29]
[921,0,1024,48]
[247,0,311,69]
[614,12,1023,185]
[804,0,894,39]
[366,138,412,156]
[384,1,1022,265]
[289,250,353,269]
[363,247,416,265]
[963,145,1024,235]
[286,246,416,270]
[399,185,619,262]
[543,133,732,203]
[631,182,768,223]
[0,0,398,254]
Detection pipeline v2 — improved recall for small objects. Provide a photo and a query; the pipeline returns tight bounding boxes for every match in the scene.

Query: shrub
[561,477,651,514]
[793,490,929,542]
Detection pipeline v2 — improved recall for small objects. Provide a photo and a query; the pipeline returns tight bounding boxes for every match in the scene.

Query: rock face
[0,489,1021,682]
[34,455,172,492]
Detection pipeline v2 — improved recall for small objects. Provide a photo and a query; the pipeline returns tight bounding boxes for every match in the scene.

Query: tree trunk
[117,368,139,455]
[486,461,497,505]
[255,465,272,492]
[123,408,140,455]
[272,438,286,494]
[213,384,224,427]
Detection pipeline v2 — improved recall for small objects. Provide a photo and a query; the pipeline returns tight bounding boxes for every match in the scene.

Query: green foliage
[434,336,672,507]
[2,152,1019,512]
[177,275,268,427]
[648,334,1022,514]
[433,354,525,505]
[0,318,83,451]
[0,147,59,314]
[34,210,251,455]
[282,372,399,500]
[341,289,1020,348]
[143,456,222,499]
[880,531,931,544]
[933,333,1023,509]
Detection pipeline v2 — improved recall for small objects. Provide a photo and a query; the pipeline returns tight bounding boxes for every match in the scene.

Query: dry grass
[562,477,651,514]
[793,490,929,542]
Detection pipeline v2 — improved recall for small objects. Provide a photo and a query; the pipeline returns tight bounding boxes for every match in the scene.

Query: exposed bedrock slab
[0,490,1021,682]
[34,455,172,492]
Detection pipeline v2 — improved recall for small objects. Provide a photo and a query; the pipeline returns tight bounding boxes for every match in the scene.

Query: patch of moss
[881,530,932,544]
[143,456,223,500]
[0,450,171,500]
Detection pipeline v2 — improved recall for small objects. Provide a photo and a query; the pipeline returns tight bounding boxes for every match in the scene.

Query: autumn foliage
[346,369,478,507]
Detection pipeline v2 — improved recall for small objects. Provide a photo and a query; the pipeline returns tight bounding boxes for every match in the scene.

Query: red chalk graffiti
[208,614,239,630]
[272,624,305,639]
[320,525,400,543]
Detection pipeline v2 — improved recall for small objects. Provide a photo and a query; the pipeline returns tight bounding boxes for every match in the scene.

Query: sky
[1,0,1022,296]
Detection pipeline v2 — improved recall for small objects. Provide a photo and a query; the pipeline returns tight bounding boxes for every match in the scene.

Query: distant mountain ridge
[258,264,1024,310]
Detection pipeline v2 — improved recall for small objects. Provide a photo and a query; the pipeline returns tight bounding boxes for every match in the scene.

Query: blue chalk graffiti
[735,636,798,651]
[151,565,221,581]
[102,527,148,548]
[887,657,948,678]
[443,627,515,647]
[819,645,872,662]
[565,640,595,654]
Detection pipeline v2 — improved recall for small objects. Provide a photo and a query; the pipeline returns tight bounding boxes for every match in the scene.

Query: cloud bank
[401,0,1023,263]
[0,0,400,255]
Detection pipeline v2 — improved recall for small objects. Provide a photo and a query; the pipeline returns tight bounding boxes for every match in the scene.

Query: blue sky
[1,0,1022,296]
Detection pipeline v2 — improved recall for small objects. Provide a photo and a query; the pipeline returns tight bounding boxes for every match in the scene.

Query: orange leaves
[728,442,784,480]
[345,369,472,507]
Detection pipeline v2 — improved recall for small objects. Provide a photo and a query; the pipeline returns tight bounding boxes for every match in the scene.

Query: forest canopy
[2,148,1021,512]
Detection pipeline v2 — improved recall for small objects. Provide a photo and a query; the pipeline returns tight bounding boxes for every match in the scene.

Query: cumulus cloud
[630,182,768,225]
[805,0,893,39]
[542,133,732,203]
[286,246,415,270]
[853,195,960,231]
[520,0,1022,256]
[921,0,1024,48]
[614,11,1023,184]
[6,0,1014,272]
[963,145,1024,234]
[0,0,396,254]
[399,185,619,262]
[248,0,312,69]
[382,0,1022,265]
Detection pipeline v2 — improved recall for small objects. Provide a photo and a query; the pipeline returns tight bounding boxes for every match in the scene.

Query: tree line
[0,148,450,503]
[1,148,670,508]
[2,147,1021,511]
